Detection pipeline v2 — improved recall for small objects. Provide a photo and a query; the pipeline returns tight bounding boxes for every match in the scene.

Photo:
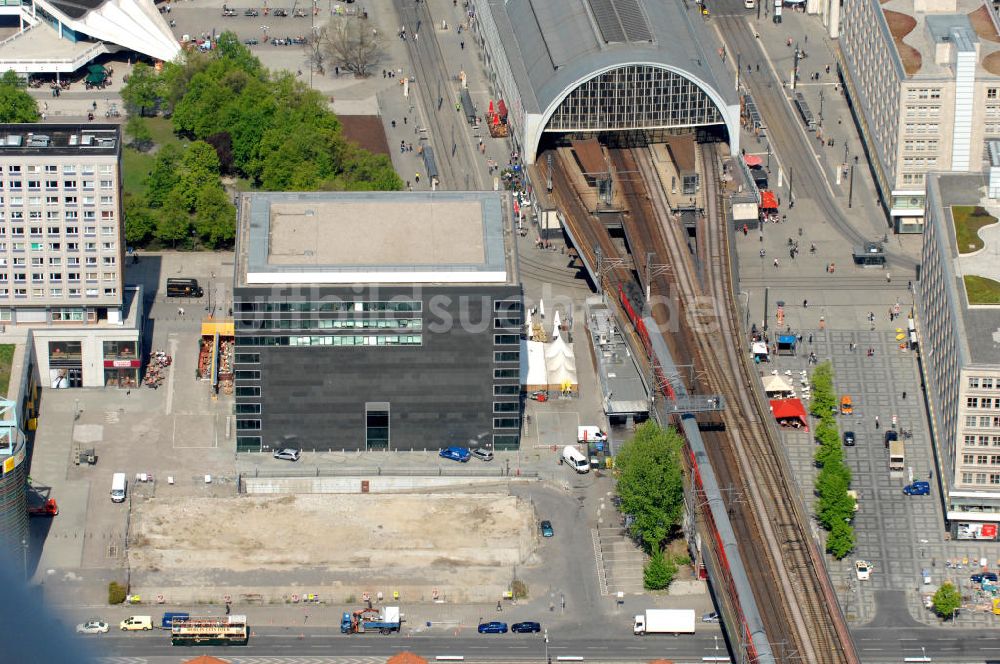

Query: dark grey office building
[233,191,522,452]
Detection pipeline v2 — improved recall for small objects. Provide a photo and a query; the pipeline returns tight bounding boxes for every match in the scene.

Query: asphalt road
[82,626,1000,662]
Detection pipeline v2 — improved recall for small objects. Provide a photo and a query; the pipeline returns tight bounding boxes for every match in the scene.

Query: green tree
[120,62,164,116]
[0,70,39,122]
[123,194,156,246]
[193,183,236,247]
[643,547,677,590]
[615,422,685,552]
[145,144,182,208]
[125,116,153,151]
[931,582,962,619]
[154,191,192,247]
[176,140,221,210]
[825,520,855,559]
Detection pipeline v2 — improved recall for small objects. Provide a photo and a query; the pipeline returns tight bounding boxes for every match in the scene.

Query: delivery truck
[633,609,696,635]
[889,439,905,472]
[578,425,608,443]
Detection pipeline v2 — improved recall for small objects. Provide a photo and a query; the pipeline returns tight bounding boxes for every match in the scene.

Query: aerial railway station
[472,1,857,662]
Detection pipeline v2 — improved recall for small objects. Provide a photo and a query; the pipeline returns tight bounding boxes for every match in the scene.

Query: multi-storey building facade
[841,0,1000,232]
[920,173,1000,538]
[0,125,141,388]
[233,191,523,452]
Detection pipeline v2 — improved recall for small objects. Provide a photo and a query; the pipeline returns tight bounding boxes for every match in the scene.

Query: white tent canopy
[544,336,578,391]
[762,374,794,396]
[522,340,548,391]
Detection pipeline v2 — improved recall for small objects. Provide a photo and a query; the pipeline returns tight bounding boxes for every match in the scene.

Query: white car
[855,560,873,581]
[273,448,300,462]
[76,620,109,634]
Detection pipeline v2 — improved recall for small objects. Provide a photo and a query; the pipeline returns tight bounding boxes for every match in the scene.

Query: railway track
[545,142,857,662]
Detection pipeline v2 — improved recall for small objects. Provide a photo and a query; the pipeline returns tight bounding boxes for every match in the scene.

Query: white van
[562,445,590,473]
[577,426,608,443]
[111,472,127,503]
[119,616,152,631]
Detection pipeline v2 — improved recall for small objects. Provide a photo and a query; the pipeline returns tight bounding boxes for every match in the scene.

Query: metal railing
[242,466,538,480]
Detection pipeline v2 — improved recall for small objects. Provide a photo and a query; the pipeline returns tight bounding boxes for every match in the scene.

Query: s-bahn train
[616,280,676,401]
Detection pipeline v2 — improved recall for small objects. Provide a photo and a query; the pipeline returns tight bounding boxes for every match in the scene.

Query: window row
[4,165,113,175]
[236,300,421,313]
[0,287,116,298]
[963,435,1000,447]
[0,242,116,256]
[964,415,1000,428]
[0,179,115,190]
[0,222,116,233]
[967,397,1000,409]
[0,257,113,268]
[960,472,1000,485]
[969,377,1000,389]
[236,335,422,347]
[0,271,117,283]
[962,454,1000,465]
[0,196,115,206]
[237,317,421,330]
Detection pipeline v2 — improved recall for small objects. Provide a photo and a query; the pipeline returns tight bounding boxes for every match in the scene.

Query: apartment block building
[840,0,1000,233]
[233,191,522,453]
[0,124,141,389]
[920,172,1000,539]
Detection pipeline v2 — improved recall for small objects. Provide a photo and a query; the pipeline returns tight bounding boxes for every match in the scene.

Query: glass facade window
[546,65,725,132]
[366,403,389,450]
[103,341,137,359]
[49,340,81,360]
[236,436,262,452]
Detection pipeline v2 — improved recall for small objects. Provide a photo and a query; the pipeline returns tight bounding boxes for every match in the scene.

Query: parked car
[471,448,494,462]
[273,448,300,462]
[221,8,236,16]
[884,430,898,448]
[972,572,999,583]
[840,395,853,415]
[701,611,720,623]
[478,621,509,634]
[511,621,541,633]
[843,431,855,446]
[855,560,873,581]
[243,38,259,45]
[540,520,554,537]
[76,620,109,634]
[903,481,930,496]
[243,8,259,16]
[439,446,471,462]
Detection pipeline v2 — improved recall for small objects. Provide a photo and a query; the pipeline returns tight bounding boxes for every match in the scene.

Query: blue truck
[340,606,401,635]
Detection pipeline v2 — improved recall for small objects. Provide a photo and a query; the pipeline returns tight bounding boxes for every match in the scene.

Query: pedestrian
[177,307,184,316]
[415,172,420,183]
[760,248,766,258]
[929,470,933,480]
[773,258,779,268]
[743,224,748,236]
[382,69,387,78]
[803,299,808,309]
[902,391,907,399]
[850,342,856,352]
[886,272,892,283]
[391,120,396,128]
[460,40,464,49]
[225,602,231,615]
[875,416,880,429]
[403,116,407,124]
[756,63,760,72]
[497,600,502,612]
[808,334,813,343]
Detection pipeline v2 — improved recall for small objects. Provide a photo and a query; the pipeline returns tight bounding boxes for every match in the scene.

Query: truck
[889,439,905,472]
[340,606,401,635]
[633,609,696,635]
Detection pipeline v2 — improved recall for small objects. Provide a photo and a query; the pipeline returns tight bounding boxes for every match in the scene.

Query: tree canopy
[615,421,685,553]
[0,70,39,123]
[931,582,962,619]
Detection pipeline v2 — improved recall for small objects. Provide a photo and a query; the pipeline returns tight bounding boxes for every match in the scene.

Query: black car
[843,431,856,446]
[511,621,541,633]
[244,8,259,16]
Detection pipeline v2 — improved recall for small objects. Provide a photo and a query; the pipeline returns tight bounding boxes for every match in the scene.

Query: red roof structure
[760,190,778,210]
[769,398,809,430]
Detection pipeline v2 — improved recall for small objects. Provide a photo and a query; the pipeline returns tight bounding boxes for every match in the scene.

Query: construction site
[127,493,537,604]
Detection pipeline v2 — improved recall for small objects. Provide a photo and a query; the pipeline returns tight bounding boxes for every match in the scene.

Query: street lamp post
[544,629,549,664]
[21,537,27,581]
[818,88,824,125]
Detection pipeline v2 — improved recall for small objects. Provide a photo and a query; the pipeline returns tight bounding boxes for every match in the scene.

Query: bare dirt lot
[128,493,537,602]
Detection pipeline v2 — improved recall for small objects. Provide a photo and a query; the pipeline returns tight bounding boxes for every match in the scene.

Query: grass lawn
[122,148,155,198]
[965,275,1000,304]
[145,117,183,148]
[952,206,997,254]
[0,344,15,398]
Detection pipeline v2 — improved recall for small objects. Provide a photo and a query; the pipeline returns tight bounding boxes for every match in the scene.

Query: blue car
[478,621,508,634]
[439,446,471,462]
[903,481,930,496]
[972,572,999,584]
[540,520,554,537]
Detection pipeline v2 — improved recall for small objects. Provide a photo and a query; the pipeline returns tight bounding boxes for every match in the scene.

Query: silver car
[471,448,494,462]
[76,620,109,634]
[273,448,301,462]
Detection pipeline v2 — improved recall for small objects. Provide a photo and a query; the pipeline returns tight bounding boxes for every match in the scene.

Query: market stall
[199,319,235,396]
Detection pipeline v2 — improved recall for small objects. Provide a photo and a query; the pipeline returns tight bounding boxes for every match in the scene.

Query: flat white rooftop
[237,191,517,286]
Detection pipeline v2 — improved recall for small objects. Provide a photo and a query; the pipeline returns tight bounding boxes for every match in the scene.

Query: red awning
[769,398,809,430]
[744,154,762,167]
[497,99,508,119]
[760,190,778,210]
